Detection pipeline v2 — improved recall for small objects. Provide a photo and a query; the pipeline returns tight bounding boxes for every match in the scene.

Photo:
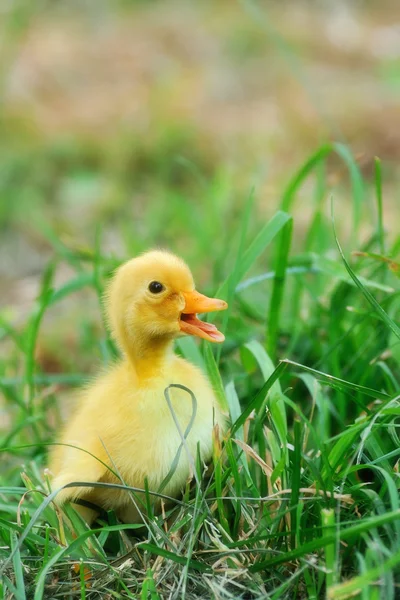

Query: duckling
[49,250,228,524]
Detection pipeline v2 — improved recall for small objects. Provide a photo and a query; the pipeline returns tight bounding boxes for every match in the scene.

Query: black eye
[148,281,164,294]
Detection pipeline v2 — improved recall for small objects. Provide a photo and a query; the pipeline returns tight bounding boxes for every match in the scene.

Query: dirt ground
[1,0,399,315]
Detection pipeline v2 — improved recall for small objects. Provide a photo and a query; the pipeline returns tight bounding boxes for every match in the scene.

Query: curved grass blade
[158,384,197,493]
[281,142,364,243]
[333,211,400,341]
[313,254,394,292]
[281,359,391,400]
[332,142,365,240]
[281,144,332,212]
[49,273,97,305]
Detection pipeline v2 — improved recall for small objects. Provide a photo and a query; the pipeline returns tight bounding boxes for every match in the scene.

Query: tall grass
[1,143,399,599]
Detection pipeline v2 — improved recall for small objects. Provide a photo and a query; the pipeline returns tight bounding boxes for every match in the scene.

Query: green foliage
[1,140,400,598]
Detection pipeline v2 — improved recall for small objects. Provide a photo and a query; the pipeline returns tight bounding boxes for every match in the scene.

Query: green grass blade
[49,272,97,305]
[217,210,291,298]
[137,543,210,572]
[141,569,161,600]
[332,142,365,242]
[10,532,26,600]
[290,419,302,549]
[267,217,293,360]
[3,575,24,600]
[214,187,255,362]
[333,215,400,341]
[374,157,385,254]
[281,144,332,211]
[281,143,364,242]
[203,344,229,413]
[24,261,56,420]
[313,254,394,293]
[176,337,206,373]
[281,359,391,400]
[230,361,288,436]
[321,508,337,591]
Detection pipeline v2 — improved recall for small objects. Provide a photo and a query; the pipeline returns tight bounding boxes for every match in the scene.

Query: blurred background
[0,0,399,372]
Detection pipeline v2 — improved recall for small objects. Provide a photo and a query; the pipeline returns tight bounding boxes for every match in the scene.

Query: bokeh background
[1,0,399,372]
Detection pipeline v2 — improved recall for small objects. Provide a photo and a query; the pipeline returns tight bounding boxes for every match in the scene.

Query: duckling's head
[106,250,227,354]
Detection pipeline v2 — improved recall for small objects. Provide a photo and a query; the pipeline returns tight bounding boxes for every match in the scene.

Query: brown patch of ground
[0,0,399,315]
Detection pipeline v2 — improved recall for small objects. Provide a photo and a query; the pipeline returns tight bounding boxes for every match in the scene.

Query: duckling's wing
[51,436,109,506]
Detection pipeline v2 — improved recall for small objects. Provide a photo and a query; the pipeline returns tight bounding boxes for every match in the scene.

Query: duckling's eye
[148,281,164,294]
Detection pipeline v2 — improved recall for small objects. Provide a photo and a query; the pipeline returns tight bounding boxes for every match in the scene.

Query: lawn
[1,1,400,599]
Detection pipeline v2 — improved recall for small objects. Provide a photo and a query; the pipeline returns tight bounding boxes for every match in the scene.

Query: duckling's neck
[124,337,175,381]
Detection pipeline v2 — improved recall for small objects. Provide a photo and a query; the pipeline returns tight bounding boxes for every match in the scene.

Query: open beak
[180,290,228,343]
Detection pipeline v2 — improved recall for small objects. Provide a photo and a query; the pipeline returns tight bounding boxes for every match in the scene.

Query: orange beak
[180,290,228,343]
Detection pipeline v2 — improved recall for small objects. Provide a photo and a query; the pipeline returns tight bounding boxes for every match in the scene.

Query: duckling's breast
[112,358,223,496]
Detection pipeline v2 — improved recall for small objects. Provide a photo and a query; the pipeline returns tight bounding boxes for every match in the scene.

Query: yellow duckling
[50,250,227,523]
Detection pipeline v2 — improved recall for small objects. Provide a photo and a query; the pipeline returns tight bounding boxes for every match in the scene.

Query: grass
[1,141,400,599]
[1,1,400,597]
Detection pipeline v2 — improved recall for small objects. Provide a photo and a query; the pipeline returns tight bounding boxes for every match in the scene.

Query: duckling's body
[50,250,227,523]
[51,356,223,522]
